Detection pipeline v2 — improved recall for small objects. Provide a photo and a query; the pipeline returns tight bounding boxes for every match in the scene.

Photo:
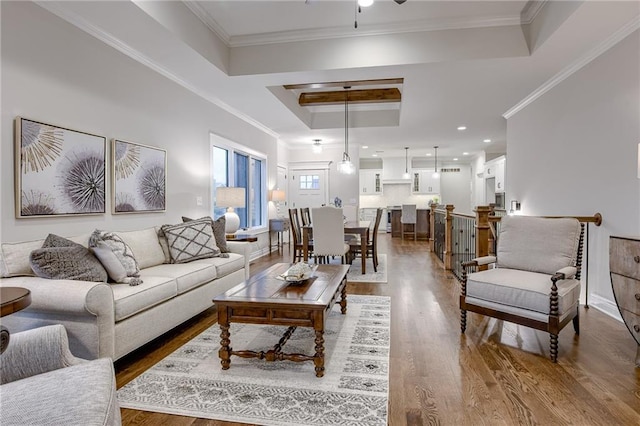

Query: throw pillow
[161,218,220,263]
[29,234,108,282]
[182,215,229,253]
[88,230,142,286]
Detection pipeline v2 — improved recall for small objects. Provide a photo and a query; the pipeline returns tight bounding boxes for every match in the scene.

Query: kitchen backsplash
[359,184,437,209]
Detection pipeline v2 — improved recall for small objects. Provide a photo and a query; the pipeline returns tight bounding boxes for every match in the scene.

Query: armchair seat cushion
[0,357,121,426]
[467,268,580,316]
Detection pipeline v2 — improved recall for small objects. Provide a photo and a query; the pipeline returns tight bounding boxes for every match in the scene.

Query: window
[299,174,320,190]
[211,135,266,230]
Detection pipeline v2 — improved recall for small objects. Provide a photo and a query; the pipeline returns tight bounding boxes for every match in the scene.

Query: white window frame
[211,133,267,231]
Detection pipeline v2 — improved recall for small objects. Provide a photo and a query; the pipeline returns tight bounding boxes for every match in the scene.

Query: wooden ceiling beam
[299,88,401,106]
[284,78,403,90]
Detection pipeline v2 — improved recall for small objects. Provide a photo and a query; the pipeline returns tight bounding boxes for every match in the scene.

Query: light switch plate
[196,196,203,206]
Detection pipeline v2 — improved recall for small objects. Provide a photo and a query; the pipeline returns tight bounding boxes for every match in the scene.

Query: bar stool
[401,204,417,241]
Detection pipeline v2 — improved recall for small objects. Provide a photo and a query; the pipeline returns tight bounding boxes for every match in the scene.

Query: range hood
[382,157,411,184]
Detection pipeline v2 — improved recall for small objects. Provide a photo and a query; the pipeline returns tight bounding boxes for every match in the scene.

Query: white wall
[0,2,277,243]
[506,29,640,317]
[288,145,360,207]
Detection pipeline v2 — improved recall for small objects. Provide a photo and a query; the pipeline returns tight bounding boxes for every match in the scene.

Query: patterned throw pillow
[161,219,220,263]
[182,215,229,253]
[29,234,108,282]
[89,230,142,286]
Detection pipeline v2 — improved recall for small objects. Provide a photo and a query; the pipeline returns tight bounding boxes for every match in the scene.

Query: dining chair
[401,204,417,240]
[311,206,350,264]
[289,208,312,262]
[349,207,383,272]
[300,207,311,227]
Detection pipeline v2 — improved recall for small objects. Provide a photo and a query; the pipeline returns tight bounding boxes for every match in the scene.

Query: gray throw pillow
[29,235,108,282]
[88,230,142,286]
[162,219,220,263]
[182,215,229,253]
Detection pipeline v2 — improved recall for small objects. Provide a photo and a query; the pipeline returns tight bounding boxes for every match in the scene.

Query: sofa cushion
[143,262,218,294]
[29,235,108,282]
[0,238,44,277]
[182,215,229,253]
[161,219,220,263]
[89,230,142,286]
[116,228,166,269]
[496,216,581,275]
[190,252,245,280]
[111,275,177,322]
[466,268,581,315]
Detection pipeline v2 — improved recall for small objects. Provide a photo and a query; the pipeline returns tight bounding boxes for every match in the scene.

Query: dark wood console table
[1,287,32,354]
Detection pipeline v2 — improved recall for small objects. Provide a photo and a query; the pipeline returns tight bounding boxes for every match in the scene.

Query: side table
[269,218,290,253]
[1,287,32,354]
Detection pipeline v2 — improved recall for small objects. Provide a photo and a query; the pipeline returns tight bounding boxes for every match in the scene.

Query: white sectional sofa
[0,226,250,361]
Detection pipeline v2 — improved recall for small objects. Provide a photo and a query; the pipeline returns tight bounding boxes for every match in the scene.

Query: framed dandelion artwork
[15,117,106,218]
[112,139,166,213]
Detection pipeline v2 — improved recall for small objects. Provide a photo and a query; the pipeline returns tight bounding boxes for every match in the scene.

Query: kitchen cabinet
[485,156,506,193]
[360,169,382,195]
[411,170,440,194]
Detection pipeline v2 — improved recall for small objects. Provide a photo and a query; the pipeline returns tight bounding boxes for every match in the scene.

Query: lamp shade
[216,187,245,208]
[270,189,286,202]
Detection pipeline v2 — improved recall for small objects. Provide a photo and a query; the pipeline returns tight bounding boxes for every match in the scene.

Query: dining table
[302,220,371,274]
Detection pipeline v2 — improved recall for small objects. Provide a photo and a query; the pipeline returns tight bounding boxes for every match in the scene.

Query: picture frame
[15,117,107,218]
[112,139,166,214]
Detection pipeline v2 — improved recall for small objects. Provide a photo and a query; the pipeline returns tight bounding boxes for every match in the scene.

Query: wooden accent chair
[311,206,350,264]
[289,208,312,262]
[460,215,584,362]
[401,204,417,240]
[349,208,383,272]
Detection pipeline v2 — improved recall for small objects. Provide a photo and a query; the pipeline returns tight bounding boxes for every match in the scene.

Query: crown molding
[504,15,640,119]
[182,0,231,47]
[34,1,279,139]
[520,0,548,25]
[228,15,521,48]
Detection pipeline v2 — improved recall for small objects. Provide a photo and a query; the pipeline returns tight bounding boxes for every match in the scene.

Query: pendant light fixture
[312,139,322,154]
[338,86,355,175]
[432,146,440,179]
[402,147,410,179]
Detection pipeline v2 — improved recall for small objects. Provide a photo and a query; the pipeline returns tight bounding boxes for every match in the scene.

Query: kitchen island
[389,207,430,240]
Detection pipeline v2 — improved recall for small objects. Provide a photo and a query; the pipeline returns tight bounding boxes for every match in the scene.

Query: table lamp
[216,187,245,234]
[270,189,286,202]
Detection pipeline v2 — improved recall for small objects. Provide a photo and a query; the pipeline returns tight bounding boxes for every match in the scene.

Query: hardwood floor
[115,234,640,425]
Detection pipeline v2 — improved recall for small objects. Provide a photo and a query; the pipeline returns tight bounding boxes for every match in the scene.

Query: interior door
[289,169,328,209]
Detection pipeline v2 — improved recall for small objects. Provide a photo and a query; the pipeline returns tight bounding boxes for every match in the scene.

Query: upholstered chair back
[311,207,346,257]
[401,205,417,224]
[496,215,582,275]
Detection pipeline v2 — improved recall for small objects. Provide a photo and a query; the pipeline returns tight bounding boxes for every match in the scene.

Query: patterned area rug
[345,254,387,283]
[118,295,390,425]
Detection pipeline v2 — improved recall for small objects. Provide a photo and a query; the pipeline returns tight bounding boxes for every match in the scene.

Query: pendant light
[312,139,322,154]
[432,146,440,179]
[338,86,355,175]
[402,147,410,179]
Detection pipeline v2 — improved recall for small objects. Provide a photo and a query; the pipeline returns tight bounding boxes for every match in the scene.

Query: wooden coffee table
[213,263,350,377]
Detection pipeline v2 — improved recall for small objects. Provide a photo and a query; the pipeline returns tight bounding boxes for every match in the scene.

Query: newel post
[475,206,492,271]
[444,204,454,270]
[429,202,437,252]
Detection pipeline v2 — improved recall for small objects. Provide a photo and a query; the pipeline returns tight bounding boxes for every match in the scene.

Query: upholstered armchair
[0,324,121,425]
[460,215,584,362]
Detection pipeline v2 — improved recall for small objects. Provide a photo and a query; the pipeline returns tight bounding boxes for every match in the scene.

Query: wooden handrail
[487,212,602,226]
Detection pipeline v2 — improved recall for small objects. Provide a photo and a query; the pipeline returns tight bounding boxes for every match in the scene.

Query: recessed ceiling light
[358,0,374,7]
[372,154,378,157]
[426,153,432,156]
[453,158,459,161]
[362,145,368,149]
[457,126,467,131]
[463,152,469,156]
[483,139,491,143]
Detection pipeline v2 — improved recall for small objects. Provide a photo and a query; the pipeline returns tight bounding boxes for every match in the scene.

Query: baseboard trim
[587,294,622,322]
